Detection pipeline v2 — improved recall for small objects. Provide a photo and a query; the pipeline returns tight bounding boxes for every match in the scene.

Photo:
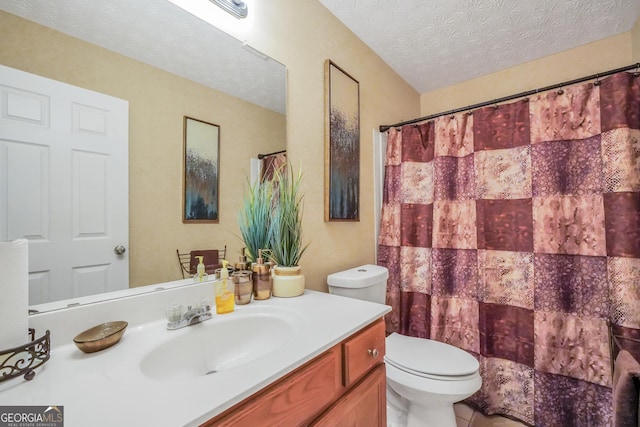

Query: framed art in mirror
[183,116,220,223]
[324,60,360,222]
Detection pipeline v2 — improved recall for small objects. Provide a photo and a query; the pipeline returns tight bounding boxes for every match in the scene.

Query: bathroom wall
[235,3,640,292]
[0,1,422,293]
[419,31,633,116]
[217,0,422,291]
[632,17,640,62]
[0,10,286,287]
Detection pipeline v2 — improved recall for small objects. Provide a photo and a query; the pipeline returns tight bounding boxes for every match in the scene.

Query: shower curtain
[378,70,640,426]
[260,152,287,182]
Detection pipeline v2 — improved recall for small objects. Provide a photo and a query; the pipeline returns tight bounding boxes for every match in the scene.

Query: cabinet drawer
[343,319,385,386]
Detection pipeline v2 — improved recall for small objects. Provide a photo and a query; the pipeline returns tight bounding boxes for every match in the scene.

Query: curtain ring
[557,89,564,95]
[594,74,601,86]
[634,64,640,78]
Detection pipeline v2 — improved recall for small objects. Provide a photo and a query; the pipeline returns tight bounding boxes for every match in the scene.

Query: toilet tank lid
[327,264,389,288]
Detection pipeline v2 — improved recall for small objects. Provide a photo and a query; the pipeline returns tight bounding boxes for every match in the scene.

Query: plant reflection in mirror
[238,178,272,263]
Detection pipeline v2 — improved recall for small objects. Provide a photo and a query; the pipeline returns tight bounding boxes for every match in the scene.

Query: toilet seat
[385,333,479,381]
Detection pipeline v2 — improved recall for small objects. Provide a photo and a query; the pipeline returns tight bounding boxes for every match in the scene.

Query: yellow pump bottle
[215,260,234,314]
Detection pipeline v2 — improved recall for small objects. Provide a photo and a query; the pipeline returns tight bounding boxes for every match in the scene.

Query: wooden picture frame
[324,60,360,222]
[182,116,220,223]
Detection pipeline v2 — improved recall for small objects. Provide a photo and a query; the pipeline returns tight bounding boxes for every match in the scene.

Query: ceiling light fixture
[209,0,248,19]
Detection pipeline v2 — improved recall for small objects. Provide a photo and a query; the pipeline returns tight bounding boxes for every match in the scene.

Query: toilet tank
[327,264,389,305]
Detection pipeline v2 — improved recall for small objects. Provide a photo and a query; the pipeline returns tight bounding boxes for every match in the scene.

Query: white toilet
[327,265,481,427]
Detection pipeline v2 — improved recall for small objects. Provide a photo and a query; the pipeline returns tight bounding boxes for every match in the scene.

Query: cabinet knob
[368,348,379,358]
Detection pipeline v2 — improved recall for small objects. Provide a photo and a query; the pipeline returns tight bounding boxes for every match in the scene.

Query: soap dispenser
[215,260,235,314]
[193,256,208,282]
[252,249,272,300]
[234,248,251,271]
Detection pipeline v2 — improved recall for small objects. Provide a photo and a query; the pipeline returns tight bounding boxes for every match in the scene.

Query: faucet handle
[166,304,184,326]
[197,297,211,313]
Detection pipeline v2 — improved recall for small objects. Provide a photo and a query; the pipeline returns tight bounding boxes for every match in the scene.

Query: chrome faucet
[166,299,213,330]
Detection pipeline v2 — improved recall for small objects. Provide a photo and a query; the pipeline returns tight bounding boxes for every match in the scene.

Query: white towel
[0,239,29,351]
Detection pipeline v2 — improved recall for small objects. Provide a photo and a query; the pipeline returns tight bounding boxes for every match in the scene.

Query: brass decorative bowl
[73,321,128,353]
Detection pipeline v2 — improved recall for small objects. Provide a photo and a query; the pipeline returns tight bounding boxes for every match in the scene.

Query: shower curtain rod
[379,62,640,133]
[257,149,286,159]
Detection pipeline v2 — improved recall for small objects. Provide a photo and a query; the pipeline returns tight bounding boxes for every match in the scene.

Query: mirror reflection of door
[0,65,129,304]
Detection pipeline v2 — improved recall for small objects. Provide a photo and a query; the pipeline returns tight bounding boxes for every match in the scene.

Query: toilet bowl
[385,333,481,427]
[327,265,482,427]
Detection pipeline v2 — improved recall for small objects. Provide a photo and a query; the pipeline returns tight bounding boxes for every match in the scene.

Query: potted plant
[267,164,308,297]
[238,178,273,299]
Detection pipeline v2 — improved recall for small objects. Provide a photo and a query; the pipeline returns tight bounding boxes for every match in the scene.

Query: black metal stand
[0,329,50,383]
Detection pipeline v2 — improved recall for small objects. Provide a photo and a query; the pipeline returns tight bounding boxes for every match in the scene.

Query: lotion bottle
[215,260,235,314]
[194,256,208,282]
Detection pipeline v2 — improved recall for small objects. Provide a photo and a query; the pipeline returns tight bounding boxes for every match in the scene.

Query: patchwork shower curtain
[260,152,287,182]
[378,71,640,426]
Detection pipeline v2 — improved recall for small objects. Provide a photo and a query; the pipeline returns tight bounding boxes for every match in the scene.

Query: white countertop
[0,290,390,427]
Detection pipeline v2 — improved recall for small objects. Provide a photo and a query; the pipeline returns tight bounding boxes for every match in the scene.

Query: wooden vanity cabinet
[311,364,386,427]
[202,318,386,427]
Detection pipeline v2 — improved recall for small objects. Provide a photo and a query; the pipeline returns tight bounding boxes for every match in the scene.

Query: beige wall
[220,0,421,291]
[420,32,633,116]
[633,17,640,62]
[0,10,286,287]
[0,1,421,293]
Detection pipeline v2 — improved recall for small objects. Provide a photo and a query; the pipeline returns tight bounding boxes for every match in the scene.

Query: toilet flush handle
[368,348,379,358]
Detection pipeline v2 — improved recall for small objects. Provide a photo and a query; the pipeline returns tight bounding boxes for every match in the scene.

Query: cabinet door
[203,346,342,427]
[311,364,387,427]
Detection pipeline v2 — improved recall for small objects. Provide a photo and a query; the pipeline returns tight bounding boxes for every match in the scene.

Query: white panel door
[0,65,129,304]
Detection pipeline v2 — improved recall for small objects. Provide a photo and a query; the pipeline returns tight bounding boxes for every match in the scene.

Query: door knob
[114,245,126,255]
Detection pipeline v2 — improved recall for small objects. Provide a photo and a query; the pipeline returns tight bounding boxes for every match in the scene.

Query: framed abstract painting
[182,116,220,223]
[324,60,360,221]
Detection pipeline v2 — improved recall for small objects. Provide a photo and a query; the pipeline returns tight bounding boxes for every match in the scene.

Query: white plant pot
[271,266,305,297]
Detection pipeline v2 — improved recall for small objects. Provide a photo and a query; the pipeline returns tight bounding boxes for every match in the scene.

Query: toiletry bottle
[194,256,208,282]
[234,248,251,271]
[252,249,272,300]
[215,260,235,314]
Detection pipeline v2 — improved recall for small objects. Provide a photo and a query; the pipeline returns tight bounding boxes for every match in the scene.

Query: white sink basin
[140,312,297,381]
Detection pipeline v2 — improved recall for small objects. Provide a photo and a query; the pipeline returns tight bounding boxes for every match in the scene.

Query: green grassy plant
[267,165,308,267]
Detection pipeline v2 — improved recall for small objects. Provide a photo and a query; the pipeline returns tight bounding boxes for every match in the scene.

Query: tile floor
[454,403,529,427]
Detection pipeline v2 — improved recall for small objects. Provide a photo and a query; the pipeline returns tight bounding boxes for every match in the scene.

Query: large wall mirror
[0,0,286,311]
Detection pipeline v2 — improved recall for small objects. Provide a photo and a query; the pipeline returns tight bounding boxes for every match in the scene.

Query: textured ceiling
[0,0,287,114]
[319,0,640,93]
[2,1,639,108]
